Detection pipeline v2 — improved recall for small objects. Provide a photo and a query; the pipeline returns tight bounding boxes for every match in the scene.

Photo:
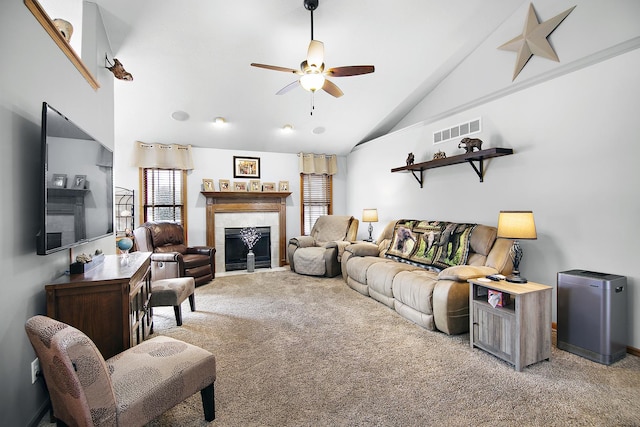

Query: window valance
[298,153,338,175]
[133,141,194,170]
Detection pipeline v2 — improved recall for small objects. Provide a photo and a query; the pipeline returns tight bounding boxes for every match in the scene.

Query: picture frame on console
[233,156,260,178]
[249,180,261,192]
[262,182,276,192]
[278,181,289,192]
[202,179,214,192]
[219,179,230,191]
[71,175,86,189]
[234,181,247,191]
[51,174,67,188]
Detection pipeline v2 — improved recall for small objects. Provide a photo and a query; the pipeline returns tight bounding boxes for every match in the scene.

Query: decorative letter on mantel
[498,3,576,81]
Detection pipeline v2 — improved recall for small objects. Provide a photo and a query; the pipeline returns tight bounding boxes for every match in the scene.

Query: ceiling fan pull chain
[310,92,315,116]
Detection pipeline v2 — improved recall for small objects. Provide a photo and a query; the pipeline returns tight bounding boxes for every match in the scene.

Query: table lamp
[362,208,379,242]
[497,210,537,283]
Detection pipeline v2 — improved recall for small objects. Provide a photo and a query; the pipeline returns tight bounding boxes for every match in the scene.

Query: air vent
[433,118,481,144]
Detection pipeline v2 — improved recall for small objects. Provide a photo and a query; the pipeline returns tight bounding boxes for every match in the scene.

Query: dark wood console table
[45,252,152,359]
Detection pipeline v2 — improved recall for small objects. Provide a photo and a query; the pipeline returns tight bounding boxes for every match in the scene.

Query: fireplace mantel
[202,191,291,267]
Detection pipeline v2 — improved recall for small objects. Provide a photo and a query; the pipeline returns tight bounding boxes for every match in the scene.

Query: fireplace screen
[224,227,271,271]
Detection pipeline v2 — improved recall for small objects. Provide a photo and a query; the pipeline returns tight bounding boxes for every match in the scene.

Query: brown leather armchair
[134,221,215,286]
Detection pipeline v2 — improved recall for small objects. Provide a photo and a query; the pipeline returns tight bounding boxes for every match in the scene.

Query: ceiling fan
[250,0,374,101]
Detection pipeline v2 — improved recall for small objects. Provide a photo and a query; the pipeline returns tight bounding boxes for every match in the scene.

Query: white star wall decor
[498,3,576,81]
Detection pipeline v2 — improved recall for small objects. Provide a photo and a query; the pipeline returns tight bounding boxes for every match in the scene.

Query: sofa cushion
[292,247,327,276]
[311,215,353,245]
[367,262,420,308]
[392,270,439,316]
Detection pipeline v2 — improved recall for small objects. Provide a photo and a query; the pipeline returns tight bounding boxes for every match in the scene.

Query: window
[141,168,187,227]
[300,173,332,235]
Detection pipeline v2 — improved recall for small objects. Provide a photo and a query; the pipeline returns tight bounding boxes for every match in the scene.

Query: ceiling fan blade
[276,80,300,95]
[251,63,301,74]
[321,78,344,98]
[307,40,324,68]
[325,65,375,77]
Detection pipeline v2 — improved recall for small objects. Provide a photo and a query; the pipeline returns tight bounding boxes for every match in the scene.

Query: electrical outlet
[31,358,40,384]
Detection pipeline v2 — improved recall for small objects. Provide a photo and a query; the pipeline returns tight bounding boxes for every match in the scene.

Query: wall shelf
[391,147,513,187]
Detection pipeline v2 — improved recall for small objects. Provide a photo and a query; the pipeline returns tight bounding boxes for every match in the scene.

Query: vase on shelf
[247,250,255,273]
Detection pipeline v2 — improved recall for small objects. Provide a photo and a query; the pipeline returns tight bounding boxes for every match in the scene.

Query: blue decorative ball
[117,238,134,252]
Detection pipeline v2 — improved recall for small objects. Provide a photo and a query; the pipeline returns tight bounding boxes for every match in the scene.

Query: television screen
[37,102,114,255]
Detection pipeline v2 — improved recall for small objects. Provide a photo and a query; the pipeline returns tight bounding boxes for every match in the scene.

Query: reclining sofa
[341,219,513,335]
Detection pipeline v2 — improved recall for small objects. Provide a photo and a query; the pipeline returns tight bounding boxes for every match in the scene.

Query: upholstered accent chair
[25,315,216,426]
[288,215,359,277]
[150,276,196,326]
[134,221,215,287]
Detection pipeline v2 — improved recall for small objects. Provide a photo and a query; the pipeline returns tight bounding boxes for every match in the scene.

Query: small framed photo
[71,175,86,189]
[219,179,231,191]
[202,178,214,192]
[278,181,289,192]
[249,180,261,192]
[233,156,260,178]
[262,182,276,192]
[234,181,248,191]
[51,174,67,188]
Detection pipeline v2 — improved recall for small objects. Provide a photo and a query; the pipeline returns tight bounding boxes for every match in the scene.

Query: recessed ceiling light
[312,126,326,134]
[282,124,294,133]
[171,111,190,121]
[213,117,226,127]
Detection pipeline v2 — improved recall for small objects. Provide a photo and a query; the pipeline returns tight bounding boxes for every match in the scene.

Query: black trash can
[557,270,627,365]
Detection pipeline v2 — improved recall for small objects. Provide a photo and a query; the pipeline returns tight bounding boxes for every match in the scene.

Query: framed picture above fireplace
[233,156,260,178]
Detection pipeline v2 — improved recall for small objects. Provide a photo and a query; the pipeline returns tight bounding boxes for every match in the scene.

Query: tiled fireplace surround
[202,191,291,273]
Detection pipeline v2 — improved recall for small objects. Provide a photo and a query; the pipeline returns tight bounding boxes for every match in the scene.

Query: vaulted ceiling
[97,0,526,155]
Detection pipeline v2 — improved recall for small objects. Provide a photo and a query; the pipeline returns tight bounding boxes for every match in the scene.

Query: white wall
[114,143,348,248]
[347,46,640,348]
[0,2,113,425]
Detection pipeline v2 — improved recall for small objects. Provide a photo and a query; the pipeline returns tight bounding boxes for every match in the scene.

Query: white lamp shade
[497,211,537,240]
[300,73,325,92]
[362,208,378,223]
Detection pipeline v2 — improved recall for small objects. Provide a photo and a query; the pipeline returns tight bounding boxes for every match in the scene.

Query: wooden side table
[468,278,552,371]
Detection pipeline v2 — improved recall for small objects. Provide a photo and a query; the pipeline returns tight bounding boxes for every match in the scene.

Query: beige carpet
[41,270,640,426]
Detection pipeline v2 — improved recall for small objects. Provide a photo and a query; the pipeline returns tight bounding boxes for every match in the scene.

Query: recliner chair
[134,221,215,287]
[288,215,359,277]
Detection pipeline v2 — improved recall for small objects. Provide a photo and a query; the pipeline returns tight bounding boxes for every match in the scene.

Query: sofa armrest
[438,265,498,282]
[186,246,214,256]
[325,240,352,262]
[289,236,315,248]
[345,242,380,257]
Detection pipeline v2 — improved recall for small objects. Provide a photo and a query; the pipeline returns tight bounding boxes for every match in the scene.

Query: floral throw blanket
[385,220,477,270]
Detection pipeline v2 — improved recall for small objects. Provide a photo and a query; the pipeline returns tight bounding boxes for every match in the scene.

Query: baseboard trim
[28,398,50,427]
[551,322,639,357]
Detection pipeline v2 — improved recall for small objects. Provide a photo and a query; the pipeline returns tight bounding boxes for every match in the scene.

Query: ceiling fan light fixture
[300,73,325,92]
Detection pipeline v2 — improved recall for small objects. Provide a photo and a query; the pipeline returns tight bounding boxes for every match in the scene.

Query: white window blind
[301,173,332,235]
[143,168,185,225]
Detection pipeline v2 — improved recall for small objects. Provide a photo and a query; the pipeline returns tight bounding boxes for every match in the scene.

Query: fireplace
[202,191,291,273]
[225,227,271,271]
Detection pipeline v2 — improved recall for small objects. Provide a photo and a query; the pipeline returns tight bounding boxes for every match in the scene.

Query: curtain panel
[298,153,338,175]
[133,141,194,170]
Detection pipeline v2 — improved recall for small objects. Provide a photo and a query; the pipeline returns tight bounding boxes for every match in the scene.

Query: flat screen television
[37,102,114,255]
